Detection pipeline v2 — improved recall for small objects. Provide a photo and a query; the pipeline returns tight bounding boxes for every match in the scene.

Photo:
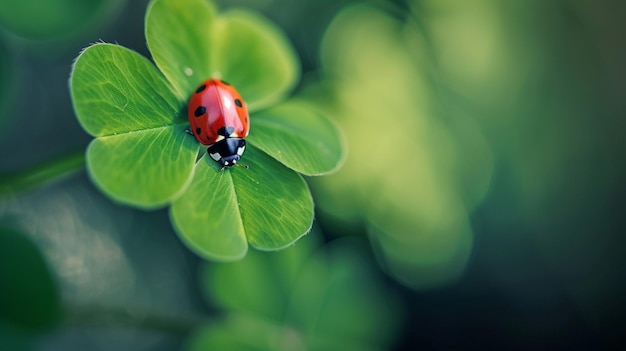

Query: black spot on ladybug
[217,126,235,137]
[220,80,231,86]
[194,106,206,117]
[195,84,206,93]
[196,127,202,135]
[234,99,243,108]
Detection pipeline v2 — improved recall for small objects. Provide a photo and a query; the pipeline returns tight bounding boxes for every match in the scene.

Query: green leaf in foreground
[170,145,313,261]
[145,0,216,99]
[211,10,299,111]
[71,43,185,136]
[70,43,198,208]
[86,127,197,207]
[145,0,299,112]
[69,0,344,260]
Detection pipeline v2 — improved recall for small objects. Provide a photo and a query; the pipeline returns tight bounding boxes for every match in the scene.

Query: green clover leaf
[69,0,344,261]
[187,237,402,351]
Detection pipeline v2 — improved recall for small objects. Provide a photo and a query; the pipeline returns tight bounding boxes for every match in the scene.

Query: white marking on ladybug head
[215,135,225,142]
[184,67,193,76]
[236,145,245,156]
[209,152,221,162]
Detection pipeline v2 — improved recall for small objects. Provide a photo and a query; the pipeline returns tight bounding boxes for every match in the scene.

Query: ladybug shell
[187,79,250,146]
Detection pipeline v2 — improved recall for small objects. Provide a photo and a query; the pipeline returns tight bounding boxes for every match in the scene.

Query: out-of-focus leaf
[0,0,124,41]
[191,237,401,351]
[186,315,295,351]
[200,233,313,320]
[313,4,491,289]
[285,240,400,350]
[0,226,60,331]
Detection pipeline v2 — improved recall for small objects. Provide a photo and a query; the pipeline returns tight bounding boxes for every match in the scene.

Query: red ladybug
[187,79,250,169]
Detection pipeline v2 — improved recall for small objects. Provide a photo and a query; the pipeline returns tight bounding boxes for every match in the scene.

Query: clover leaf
[187,237,401,351]
[69,0,344,261]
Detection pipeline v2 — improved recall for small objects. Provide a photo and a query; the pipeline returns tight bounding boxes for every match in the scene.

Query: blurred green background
[1,0,625,349]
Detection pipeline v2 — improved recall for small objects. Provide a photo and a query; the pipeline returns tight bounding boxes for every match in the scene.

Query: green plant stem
[0,151,85,196]
[65,304,207,336]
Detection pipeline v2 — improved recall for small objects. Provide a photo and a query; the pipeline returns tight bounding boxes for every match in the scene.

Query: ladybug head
[208,138,247,170]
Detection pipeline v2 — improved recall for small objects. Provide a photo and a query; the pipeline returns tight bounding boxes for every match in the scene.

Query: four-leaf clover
[69,0,344,261]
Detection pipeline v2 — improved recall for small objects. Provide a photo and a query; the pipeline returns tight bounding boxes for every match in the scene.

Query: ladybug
[187,79,250,169]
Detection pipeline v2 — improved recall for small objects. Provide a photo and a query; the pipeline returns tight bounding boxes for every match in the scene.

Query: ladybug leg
[184,126,194,136]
